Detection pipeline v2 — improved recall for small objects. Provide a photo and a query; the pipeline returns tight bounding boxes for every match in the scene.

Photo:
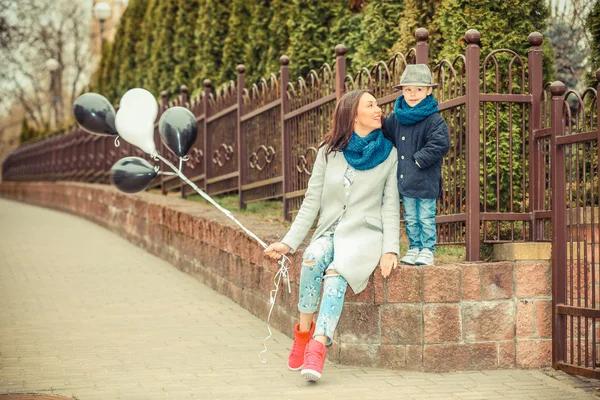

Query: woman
[265,89,400,382]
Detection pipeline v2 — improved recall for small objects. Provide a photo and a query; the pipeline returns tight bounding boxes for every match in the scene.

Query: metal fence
[0,28,591,263]
[549,74,600,378]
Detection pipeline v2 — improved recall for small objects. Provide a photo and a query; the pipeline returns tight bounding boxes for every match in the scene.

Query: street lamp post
[45,57,60,128]
[93,2,111,48]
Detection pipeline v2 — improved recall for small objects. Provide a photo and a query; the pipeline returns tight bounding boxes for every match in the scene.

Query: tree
[586,0,600,86]
[135,0,160,89]
[105,14,129,103]
[391,0,443,60]
[437,0,553,83]
[173,0,200,91]
[0,0,22,51]
[19,118,35,144]
[328,1,364,73]
[546,0,593,91]
[244,0,271,84]
[193,0,230,87]
[0,0,94,132]
[437,0,554,213]
[219,0,252,84]
[264,0,291,78]
[286,0,340,78]
[352,0,404,69]
[118,0,149,97]
[145,0,180,95]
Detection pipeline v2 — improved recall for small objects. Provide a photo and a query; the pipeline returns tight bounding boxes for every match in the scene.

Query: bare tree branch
[0,0,93,130]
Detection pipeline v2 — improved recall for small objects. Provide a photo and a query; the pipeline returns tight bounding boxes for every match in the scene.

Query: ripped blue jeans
[298,234,347,345]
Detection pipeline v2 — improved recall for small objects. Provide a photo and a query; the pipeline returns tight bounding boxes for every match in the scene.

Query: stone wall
[0,182,552,372]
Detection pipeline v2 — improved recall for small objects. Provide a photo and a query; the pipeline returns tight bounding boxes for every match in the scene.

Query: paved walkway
[0,197,596,400]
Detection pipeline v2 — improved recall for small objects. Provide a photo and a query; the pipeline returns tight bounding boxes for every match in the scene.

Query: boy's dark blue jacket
[382,112,449,199]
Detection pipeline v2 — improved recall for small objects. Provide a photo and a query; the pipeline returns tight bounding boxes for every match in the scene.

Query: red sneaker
[288,322,315,371]
[301,339,327,382]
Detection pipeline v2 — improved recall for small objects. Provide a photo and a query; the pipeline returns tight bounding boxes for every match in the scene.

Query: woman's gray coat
[282,147,400,293]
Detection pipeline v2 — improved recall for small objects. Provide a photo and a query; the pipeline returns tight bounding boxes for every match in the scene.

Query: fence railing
[2,28,594,261]
[549,71,600,378]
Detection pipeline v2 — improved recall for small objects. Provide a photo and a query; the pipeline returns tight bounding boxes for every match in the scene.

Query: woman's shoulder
[387,148,398,160]
[383,148,398,165]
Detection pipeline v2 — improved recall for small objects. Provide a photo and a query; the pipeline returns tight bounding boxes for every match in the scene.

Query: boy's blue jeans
[297,234,347,346]
[402,196,437,252]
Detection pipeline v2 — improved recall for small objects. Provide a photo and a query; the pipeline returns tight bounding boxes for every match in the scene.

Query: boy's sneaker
[301,339,327,382]
[415,248,434,265]
[400,248,420,265]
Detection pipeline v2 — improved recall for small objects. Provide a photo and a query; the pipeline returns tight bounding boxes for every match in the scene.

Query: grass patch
[398,231,466,264]
[185,192,289,226]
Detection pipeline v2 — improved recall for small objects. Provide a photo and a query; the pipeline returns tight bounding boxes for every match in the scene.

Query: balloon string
[153,152,291,363]
[259,257,289,364]
[114,136,120,147]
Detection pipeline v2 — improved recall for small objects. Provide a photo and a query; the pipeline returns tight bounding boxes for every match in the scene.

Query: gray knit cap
[393,64,438,89]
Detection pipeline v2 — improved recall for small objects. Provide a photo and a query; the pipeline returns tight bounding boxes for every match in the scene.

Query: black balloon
[110,157,157,194]
[73,93,118,136]
[158,107,198,158]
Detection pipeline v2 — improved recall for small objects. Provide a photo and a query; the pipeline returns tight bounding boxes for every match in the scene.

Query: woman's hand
[264,242,291,260]
[380,252,398,278]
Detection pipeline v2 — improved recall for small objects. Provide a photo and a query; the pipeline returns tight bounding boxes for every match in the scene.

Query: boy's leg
[401,196,422,265]
[415,198,437,265]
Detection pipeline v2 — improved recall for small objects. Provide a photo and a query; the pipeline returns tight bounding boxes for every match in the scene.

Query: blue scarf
[343,129,392,171]
[394,94,438,125]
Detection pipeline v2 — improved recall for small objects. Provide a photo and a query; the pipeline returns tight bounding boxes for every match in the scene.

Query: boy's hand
[380,252,398,278]
[264,242,291,260]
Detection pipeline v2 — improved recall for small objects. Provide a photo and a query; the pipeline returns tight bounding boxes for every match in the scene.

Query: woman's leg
[301,270,347,381]
[313,270,348,345]
[297,235,335,321]
[288,235,334,371]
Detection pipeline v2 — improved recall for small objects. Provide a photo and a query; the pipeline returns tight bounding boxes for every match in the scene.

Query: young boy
[382,64,449,266]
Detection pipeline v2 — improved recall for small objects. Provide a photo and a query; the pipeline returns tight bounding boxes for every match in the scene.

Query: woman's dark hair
[321,89,373,154]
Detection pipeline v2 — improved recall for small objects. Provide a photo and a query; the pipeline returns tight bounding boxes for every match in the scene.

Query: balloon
[72,93,118,136]
[119,88,158,121]
[109,156,157,194]
[115,112,156,154]
[158,107,198,158]
[115,88,158,154]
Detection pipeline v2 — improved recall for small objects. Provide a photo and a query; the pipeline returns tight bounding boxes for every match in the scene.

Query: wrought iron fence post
[179,85,189,198]
[237,65,247,209]
[550,80,566,368]
[51,135,57,180]
[335,45,347,102]
[528,32,544,241]
[203,79,212,192]
[180,84,189,108]
[280,56,291,221]
[597,69,600,226]
[415,28,429,65]
[160,91,169,195]
[465,29,481,261]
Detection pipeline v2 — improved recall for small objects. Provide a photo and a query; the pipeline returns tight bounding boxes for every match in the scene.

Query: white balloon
[119,88,158,123]
[115,108,156,154]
